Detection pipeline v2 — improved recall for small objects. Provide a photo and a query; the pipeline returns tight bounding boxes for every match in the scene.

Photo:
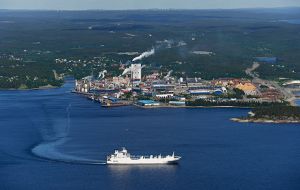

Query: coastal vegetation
[0,59,63,89]
[250,106,300,121]
[232,106,300,123]
[219,88,245,99]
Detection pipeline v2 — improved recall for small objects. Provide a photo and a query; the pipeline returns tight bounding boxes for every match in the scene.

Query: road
[245,62,297,106]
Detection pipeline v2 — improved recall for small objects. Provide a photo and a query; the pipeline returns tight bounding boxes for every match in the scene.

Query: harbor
[73,62,299,109]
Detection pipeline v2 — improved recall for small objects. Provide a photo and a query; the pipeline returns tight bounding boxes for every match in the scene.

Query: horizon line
[1,6,300,12]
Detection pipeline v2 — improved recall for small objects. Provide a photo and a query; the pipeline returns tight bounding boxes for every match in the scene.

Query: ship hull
[106,148,181,165]
[106,158,181,165]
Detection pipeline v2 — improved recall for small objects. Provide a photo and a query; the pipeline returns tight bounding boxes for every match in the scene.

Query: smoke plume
[132,48,155,62]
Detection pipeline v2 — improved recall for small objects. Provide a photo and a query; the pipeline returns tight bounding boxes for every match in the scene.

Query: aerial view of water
[296,91,300,106]
[280,19,300,25]
[1,79,300,190]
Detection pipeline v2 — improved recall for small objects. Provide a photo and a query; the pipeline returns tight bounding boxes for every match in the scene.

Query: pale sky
[1,0,300,10]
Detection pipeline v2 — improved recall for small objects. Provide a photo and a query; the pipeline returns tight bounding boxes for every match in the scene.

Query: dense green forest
[0,9,300,88]
[250,106,300,120]
[0,59,63,89]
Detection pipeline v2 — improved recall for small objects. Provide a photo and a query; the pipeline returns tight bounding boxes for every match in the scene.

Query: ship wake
[31,137,106,165]
[31,103,106,165]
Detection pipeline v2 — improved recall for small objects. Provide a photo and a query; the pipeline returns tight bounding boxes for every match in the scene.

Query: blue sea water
[296,91,300,104]
[0,79,300,190]
[280,19,300,25]
[296,100,300,106]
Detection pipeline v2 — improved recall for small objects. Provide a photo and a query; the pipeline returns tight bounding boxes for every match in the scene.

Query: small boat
[106,147,181,165]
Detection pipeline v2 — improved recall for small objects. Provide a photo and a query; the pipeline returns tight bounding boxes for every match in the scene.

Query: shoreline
[0,84,62,91]
[2,82,299,109]
[133,104,251,109]
[288,89,300,106]
[231,118,300,124]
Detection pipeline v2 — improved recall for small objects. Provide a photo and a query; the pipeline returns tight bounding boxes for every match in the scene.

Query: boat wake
[31,138,106,165]
[31,103,106,165]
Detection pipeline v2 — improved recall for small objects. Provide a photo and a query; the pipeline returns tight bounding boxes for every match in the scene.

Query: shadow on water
[107,164,178,177]
[107,164,178,175]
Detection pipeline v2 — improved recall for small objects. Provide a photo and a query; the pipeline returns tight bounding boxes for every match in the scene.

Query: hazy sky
[1,0,300,10]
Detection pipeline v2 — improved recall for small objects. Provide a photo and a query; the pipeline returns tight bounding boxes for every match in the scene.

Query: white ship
[106,147,181,165]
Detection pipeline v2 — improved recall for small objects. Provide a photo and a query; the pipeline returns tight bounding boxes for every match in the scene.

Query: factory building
[131,64,142,82]
[137,100,160,106]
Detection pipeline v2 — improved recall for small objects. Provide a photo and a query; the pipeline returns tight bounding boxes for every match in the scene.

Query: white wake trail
[32,103,106,165]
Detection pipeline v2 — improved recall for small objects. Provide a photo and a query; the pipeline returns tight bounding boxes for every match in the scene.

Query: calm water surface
[295,91,300,106]
[0,79,300,190]
[280,19,300,25]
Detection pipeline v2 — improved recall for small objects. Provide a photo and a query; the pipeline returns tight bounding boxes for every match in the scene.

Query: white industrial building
[131,64,142,82]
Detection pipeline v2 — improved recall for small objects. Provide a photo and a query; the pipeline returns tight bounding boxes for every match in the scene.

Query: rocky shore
[231,118,300,124]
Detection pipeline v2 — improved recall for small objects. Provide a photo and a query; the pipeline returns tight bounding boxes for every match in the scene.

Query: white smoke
[132,48,155,62]
[121,67,131,76]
